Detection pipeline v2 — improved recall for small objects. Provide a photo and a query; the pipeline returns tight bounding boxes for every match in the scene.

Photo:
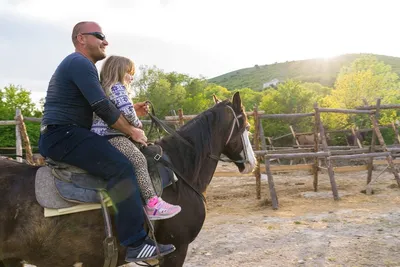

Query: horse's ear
[213,94,221,104]
[232,92,242,111]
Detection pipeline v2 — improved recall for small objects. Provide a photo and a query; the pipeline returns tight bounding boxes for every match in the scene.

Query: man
[39,21,175,262]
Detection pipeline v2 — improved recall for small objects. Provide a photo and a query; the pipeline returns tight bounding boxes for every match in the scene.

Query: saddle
[35,144,177,213]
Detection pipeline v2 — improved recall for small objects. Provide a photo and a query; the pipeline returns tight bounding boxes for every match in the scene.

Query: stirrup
[99,191,118,267]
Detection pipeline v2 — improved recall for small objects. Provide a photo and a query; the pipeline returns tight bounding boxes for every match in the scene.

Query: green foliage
[132,66,187,117]
[181,93,210,115]
[302,82,332,99]
[132,67,269,137]
[259,80,317,138]
[0,84,41,152]
[0,84,39,118]
[322,55,400,131]
[184,77,208,97]
[0,126,15,147]
[133,66,237,118]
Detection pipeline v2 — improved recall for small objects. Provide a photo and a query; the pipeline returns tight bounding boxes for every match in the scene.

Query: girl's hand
[134,102,149,117]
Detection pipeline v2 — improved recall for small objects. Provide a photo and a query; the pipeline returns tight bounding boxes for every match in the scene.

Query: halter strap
[225,105,242,145]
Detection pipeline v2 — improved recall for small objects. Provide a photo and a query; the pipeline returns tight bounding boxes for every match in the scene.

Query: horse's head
[214,92,257,174]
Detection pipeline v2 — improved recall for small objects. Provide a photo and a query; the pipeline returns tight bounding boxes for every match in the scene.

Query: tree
[181,93,210,115]
[203,84,231,100]
[185,78,208,97]
[259,80,318,138]
[322,55,400,129]
[0,84,41,149]
[133,67,191,117]
[0,84,38,118]
[302,82,332,99]
[182,84,232,115]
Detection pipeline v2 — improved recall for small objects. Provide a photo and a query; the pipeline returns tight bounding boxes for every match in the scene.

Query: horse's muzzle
[240,161,256,174]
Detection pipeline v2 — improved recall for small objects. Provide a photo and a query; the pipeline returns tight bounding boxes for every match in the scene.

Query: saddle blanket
[44,201,112,217]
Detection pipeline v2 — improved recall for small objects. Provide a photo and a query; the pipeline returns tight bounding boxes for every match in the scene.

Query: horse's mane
[179,100,229,144]
[158,100,232,191]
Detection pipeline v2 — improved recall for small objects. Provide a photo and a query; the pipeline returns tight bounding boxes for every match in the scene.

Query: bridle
[208,105,250,165]
[225,105,242,145]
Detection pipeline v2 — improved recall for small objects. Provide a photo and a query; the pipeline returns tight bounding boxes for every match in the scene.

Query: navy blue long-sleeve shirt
[42,52,121,129]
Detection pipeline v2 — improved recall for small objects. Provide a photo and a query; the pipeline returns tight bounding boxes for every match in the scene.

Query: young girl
[91,55,181,220]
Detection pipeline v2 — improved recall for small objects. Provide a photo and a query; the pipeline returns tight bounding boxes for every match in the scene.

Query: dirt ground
[183,163,400,267]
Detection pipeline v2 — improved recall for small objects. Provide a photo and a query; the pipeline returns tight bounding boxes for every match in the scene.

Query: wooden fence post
[391,121,400,144]
[257,110,279,207]
[314,103,339,200]
[17,112,34,165]
[266,137,281,164]
[15,109,23,163]
[178,109,184,127]
[313,103,319,192]
[265,156,279,210]
[351,127,363,148]
[253,106,261,199]
[367,99,400,191]
[363,99,378,185]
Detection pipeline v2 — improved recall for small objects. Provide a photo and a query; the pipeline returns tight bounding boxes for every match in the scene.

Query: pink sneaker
[145,197,181,220]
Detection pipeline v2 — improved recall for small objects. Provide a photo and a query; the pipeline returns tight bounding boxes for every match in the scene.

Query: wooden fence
[2,102,400,211]
[251,99,400,210]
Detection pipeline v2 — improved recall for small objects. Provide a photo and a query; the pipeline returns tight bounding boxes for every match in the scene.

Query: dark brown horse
[0,92,256,267]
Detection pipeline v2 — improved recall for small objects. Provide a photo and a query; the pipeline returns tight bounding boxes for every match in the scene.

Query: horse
[0,92,257,267]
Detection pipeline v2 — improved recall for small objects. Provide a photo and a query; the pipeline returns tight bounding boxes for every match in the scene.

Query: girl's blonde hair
[100,55,135,96]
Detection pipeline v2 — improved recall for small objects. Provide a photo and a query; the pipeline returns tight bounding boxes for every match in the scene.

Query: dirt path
[183,165,400,267]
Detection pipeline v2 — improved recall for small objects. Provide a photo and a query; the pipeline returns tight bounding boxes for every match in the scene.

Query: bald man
[39,21,175,262]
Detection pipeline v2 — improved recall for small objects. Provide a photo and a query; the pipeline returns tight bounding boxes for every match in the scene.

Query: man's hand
[129,127,147,146]
[134,101,149,117]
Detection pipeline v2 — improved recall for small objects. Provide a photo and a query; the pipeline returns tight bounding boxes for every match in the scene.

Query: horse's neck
[159,122,225,193]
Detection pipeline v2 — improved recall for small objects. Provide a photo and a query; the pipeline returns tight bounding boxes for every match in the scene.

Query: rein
[146,101,195,150]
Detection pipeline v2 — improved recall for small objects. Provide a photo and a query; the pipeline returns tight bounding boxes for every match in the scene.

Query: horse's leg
[160,243,189,267]
[0,258,24,267]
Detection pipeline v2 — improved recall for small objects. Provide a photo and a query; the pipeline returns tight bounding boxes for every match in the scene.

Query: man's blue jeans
[39,124,146,246]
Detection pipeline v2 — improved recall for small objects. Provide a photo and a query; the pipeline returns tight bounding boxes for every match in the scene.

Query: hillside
[208,54,400,91]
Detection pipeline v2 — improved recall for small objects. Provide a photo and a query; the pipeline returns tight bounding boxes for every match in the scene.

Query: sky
[1,0,400,104]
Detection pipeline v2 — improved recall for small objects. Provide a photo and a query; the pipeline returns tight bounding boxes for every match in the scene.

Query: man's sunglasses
[80,32,106,41]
